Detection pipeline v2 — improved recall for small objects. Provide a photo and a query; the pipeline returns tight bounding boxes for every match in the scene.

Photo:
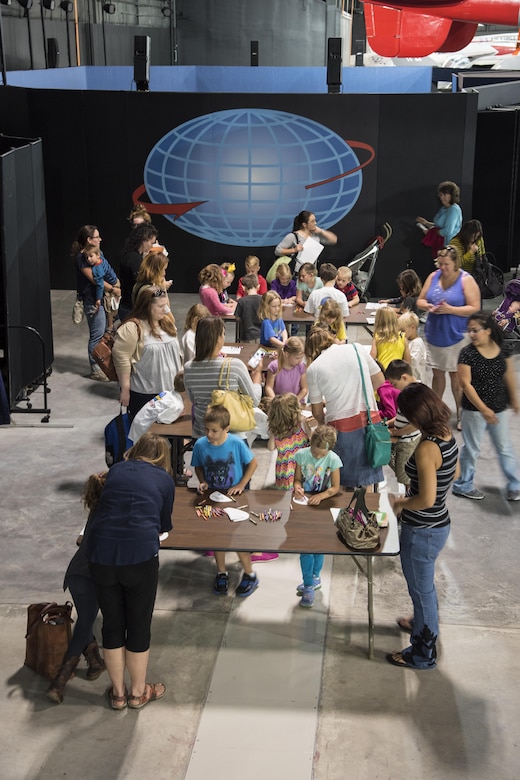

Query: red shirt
[237,274,267,298]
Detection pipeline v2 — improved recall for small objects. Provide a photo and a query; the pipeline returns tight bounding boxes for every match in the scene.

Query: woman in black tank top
[386,384,458,670]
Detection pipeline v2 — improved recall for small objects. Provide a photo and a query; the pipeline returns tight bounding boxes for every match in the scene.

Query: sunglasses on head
[152,289,167,298]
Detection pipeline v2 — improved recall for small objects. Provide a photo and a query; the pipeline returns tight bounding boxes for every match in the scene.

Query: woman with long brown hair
[112,286,182,419]
[387,383,458,670]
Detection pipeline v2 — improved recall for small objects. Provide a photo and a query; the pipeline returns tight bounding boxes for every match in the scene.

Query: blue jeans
[300,553,324,587]
[399,522,450,669]
[85,302,106,367]
[453,409,520,494]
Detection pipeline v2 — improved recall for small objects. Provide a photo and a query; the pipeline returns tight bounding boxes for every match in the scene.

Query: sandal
[386,652,434,670]
[107,686,127,710]
[396,617,414,633]
[456,418,462,432]
[127,682,166,710]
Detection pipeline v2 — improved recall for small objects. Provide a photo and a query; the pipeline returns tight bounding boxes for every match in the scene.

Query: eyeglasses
[465,328,485,335]
[152,289,167,298]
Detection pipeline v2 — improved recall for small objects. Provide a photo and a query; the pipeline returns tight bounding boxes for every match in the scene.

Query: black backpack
[473,253,504,299]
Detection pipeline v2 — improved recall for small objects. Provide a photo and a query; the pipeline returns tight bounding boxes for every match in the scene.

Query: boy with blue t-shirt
[293,425,342,609]
[191,405,259,598]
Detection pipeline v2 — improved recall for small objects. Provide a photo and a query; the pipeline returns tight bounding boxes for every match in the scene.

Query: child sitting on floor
[191,405,259,598]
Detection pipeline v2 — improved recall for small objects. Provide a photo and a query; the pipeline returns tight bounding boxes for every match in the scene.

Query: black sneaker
[213,572,229,595]
[236,572,259,598]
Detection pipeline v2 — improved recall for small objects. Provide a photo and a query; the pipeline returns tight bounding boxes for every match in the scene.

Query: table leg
[367,556,374,660]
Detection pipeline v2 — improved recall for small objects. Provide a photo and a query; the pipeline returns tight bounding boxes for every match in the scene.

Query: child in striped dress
[267,393,312,490]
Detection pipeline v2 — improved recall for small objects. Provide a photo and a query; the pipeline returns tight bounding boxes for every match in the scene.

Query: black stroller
[348,223,392,302]
[493,278,520,354]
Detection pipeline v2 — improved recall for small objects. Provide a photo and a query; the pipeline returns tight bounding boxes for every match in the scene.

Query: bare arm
[403,339,411,365]
[311,402,325,425]
[297,370,308,403]
[228,457,258,495]
[264,370,276,399]
[417,273,434,312]
[308,468,341,505]
[370,338,377,360]
[293,463,304,498]
[195,467,208,493]
[393,440,439,515]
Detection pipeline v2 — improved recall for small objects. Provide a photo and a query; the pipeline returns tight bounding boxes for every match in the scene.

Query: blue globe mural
[143,108,373,247]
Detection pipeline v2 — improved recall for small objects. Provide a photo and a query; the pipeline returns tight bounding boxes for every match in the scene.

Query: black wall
[0,87,479,299]
[0,136,53,406]
[473,108,520,271]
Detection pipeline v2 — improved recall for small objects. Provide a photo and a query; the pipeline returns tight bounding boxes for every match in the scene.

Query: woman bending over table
[86,433,174,709]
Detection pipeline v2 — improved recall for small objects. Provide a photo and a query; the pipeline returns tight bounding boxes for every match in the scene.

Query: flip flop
[386,652,434,670]
[107,686,127,710]
[396,617,414,632]
[128,682,166,710]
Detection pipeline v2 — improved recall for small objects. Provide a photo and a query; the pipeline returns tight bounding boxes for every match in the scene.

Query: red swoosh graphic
[305,140,375,190]
[132,184,207,219]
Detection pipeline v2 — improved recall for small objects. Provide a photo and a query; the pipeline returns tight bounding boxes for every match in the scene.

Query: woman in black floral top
[453,311,520,502]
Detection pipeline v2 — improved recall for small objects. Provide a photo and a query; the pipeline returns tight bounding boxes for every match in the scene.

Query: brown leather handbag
[25,602,74,680]
[92,330,118,381]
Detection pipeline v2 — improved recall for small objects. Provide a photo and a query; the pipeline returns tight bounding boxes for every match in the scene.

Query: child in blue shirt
[191,405,259,598]
[293,425,342,609]
[258,290,288,348]
[83,245,120,328]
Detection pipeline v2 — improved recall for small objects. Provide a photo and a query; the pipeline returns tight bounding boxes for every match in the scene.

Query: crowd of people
[54,196,519,708]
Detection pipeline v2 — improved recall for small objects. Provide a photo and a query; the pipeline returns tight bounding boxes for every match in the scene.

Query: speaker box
[250,40,259,67]
[134,35,151,85]
[327,37,342,89]
[47,38,59,69]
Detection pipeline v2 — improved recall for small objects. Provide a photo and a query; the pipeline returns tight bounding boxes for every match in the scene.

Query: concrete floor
[1,290,519,780]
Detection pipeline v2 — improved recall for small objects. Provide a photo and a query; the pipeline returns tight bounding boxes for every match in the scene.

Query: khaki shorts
[426,337,467,373]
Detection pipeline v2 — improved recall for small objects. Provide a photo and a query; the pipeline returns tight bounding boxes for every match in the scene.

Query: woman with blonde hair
[86,432,174,710]
[113,286,182,419]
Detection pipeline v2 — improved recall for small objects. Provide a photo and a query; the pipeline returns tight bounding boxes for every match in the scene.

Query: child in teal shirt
[293,425,342,609]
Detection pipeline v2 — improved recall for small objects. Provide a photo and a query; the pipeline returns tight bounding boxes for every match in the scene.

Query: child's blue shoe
[213,572,229,595]
[236,572,259,597]
[296,577,321,595]
[299,586,315,608]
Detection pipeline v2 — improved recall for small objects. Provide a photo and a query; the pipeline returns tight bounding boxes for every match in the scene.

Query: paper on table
[221,346,241,355]
[296,236,324,266]
[365,302,384,310]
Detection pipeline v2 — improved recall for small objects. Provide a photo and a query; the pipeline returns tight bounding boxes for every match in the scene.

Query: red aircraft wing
[364,0,520,58]
[364,4,454,57]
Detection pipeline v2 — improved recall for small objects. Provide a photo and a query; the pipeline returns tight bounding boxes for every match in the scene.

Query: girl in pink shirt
[199,264,236,316]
